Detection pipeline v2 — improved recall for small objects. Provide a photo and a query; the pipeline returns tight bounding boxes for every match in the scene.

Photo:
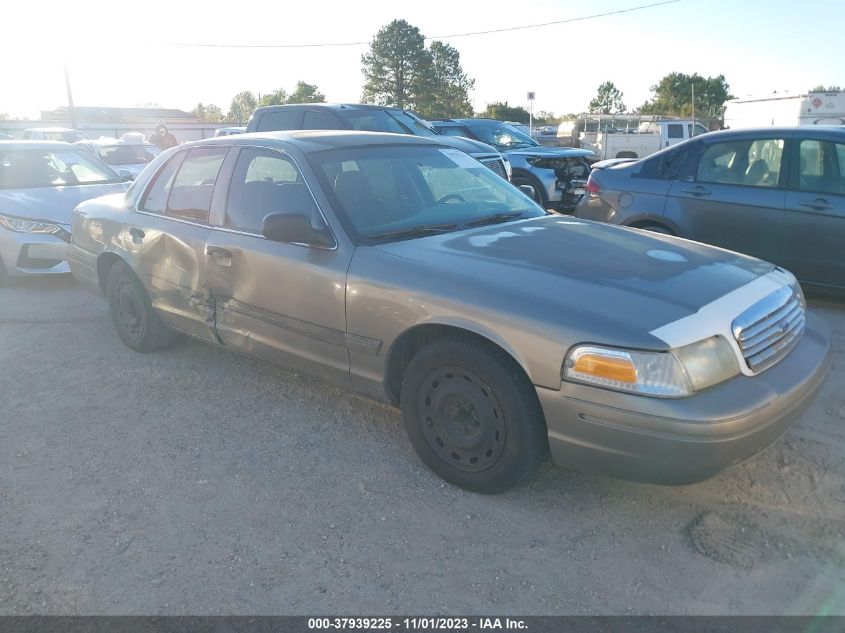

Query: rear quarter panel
[577,164,673,227]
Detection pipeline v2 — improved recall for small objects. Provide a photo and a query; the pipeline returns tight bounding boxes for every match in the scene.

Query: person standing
[148,121,178,150]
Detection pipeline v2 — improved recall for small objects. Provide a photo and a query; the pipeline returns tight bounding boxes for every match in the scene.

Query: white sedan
[76,133,162,178]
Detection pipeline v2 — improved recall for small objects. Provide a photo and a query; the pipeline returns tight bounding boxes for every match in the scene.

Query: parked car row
[0,113,837,494]
[577,125,845,292]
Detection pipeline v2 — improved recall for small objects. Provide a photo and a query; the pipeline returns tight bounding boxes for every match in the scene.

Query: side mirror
[261,212,331,246]
[118,169,135,182]
[517,184,536,199]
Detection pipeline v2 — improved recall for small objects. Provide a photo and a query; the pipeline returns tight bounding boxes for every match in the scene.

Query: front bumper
[538,312,832,484]
[0,227,70,277]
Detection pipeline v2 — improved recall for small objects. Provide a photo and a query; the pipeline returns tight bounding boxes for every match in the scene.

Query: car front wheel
[400,339,547,494]
[106,260,179,352]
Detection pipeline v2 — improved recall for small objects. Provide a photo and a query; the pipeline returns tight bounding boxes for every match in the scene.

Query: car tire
[400,339,547,494]
[511,175,548,209]
[106,260,180,352]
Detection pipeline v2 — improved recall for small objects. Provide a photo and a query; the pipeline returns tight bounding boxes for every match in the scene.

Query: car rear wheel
[400,339,547,494]
[106,260,179,352]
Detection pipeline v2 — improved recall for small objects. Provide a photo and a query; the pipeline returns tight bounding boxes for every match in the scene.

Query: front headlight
[563,336,739,398]
[0,213,62,235]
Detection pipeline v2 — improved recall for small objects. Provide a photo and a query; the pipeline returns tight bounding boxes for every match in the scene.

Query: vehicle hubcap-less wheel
[116,280,145,341]
[418,366,506,473]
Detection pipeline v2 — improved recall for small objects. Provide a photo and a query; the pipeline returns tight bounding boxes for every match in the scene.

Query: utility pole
[691,83,695,122]
[64,62,77,129]
[527,91,535,136]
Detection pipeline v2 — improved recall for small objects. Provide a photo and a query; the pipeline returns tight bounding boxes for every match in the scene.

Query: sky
[3,0,844,120]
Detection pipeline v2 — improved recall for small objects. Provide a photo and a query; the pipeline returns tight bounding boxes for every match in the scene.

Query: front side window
[166,147,228,223]
[797,139,845,195]
[697,138,784,188]
[225,148,319,233]
[311,145,544,241]
[0,149,119,189]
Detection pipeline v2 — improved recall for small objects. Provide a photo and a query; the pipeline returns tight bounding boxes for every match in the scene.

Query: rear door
[132,146,229,342]
[781,136,845,287]
[664,136,787,263]
[205,146,353,387]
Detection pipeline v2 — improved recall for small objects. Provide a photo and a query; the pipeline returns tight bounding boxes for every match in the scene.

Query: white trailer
[723,91,845,129]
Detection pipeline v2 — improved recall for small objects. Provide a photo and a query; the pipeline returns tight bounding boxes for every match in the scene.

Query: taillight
[585,174,601,197]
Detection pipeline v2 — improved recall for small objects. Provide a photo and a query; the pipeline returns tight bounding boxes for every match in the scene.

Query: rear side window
[255,110,303,132]
[302,110,342,130]
[796,139,845,195]
[667,124,684,139]
[225,148,318,233]
[697,139,784,188]
[166,147,228,223]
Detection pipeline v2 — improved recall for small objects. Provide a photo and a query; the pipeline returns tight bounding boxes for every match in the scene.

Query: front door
[132,147,230,343]
[664,136,787,263]
[781,137,845,288]
[205,146,353,387]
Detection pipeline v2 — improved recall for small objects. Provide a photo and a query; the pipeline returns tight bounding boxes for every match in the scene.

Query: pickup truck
[582,120,710,160]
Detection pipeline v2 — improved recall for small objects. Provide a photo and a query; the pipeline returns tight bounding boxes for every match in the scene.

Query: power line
[165,0,682,49]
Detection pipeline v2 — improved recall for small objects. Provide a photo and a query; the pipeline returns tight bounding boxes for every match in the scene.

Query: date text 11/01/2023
[307,617,528,630]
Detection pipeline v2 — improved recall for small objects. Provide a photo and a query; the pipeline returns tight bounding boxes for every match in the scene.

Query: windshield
[341,109,438,137]
[310,145,543,241]
[466,122,539,151]
[0,148,119,189]
[98,144,161,166]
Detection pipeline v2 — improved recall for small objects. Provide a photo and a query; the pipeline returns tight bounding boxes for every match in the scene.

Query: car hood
[431,135,500,157]
[504,145,595,159]
[372,216,774,335]
[0,182,128,225]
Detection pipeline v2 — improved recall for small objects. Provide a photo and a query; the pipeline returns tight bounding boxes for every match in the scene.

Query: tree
[191,103,225,122]
[228,91,258,124]
[638,73,732,117]
[416,41,474,118]
[588,81,626,114]
[287,81,326,104]
[361,19,431,110]
[480,102,531,123]
[259,88,288,107]
[811,84,842,92]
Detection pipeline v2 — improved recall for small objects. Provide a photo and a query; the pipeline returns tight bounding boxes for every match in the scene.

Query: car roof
[0,140,79,150]
[182,130,447,154]
[703,126,845,140]
[22,127,80,132]
[80,137,155,147]
[253,103,401,113]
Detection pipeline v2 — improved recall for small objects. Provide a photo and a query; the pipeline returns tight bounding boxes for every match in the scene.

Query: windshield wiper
[368,223,459,241]
[465,212,522,228]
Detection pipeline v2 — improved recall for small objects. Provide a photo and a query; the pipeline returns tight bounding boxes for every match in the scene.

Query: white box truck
[723,91,845,128]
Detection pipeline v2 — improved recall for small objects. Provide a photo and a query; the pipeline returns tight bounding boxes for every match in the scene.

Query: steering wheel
[436,193,466,204]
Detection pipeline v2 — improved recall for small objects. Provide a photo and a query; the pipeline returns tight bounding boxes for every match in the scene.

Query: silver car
[69,131,831,493]
[0,141,128,285]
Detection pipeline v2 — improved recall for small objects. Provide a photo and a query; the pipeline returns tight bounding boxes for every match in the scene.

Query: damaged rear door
[204,146,353,388]
[132,146,229,343]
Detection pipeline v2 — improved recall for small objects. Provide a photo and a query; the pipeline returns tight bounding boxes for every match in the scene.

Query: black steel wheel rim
[418,365,506,473]
[116,279,145,341]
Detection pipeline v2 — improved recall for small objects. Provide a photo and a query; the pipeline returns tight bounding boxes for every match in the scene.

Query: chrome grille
[480,157,507,180]
[732,285,805,373]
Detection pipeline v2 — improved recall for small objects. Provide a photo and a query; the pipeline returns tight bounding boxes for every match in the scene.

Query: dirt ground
[1,277,844,615]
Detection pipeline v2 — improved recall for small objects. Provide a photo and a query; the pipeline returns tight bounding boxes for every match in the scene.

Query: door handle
[682,185,711,197]
[799,198,833,211]
[206,246,234,267]
[129,227,145,242]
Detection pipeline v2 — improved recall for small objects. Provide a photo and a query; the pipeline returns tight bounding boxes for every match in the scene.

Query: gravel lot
[1,277,844,615]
